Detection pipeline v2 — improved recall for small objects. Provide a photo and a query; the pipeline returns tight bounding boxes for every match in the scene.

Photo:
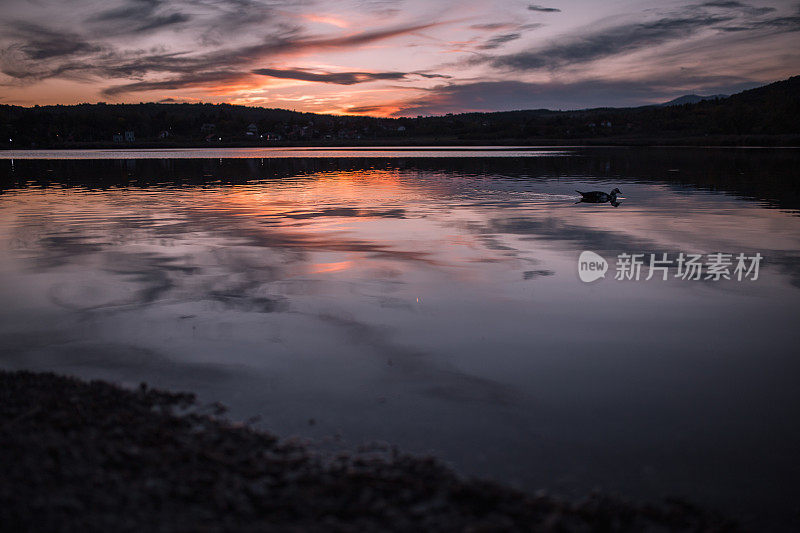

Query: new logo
[578,251,608,282]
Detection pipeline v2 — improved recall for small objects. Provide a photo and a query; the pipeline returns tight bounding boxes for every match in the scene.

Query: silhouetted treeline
[1,76,797,148]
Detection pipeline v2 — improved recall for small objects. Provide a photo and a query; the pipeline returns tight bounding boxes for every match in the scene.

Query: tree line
[0,76,797,148]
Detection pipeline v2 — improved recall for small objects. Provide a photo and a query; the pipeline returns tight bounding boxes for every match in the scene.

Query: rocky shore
[0,370,736,532]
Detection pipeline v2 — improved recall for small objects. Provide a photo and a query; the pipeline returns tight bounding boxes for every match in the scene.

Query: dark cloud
[715,12,800,31]
[486,15,733,71]
[119,20,441,76]
[699,0,778,15]
[87,0,272,36]
[415,72,452,79]
[343,104,389,114]
[477,2,796,73]
[470,23,515,30]
[102,70,249,96]
[1,18,443,95]
[391,76,760,116]
[90,0,162,23]
[527,4,560,13]
[3,23,102,61]
[252,67,407,84]
[479,33,521,50]
[699,1,770,9]
[1,0,443,97]
[251,67,450,85]
[136,13,193,32]
[88,0,192,33]
[701,1,748,7]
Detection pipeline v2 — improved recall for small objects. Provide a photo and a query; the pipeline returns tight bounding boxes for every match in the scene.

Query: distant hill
[1,75,798,148]
[661,94,728,106]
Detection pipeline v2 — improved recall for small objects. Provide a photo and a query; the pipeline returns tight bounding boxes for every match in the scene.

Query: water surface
[1,147,798,529]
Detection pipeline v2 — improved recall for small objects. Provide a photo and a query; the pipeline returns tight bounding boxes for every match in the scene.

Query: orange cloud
[302,14,350,28]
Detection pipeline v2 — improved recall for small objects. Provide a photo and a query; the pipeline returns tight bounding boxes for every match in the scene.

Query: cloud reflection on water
[1,149,799,528]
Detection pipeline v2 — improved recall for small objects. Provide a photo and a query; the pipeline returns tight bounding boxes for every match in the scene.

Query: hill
[1,75,798,148]
[661,94,728,106]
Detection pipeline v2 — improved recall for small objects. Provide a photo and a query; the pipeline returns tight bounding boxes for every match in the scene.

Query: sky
[0,0,798,116]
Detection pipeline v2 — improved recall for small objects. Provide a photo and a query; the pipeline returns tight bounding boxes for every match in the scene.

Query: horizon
[1,1,798,117]
[1,82,763,119]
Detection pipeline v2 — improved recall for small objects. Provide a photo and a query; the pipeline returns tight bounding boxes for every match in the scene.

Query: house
[113,133,124,143]
[124,130,135,142]
[158,130,170,139]
[246,123,258,136]
[200,123,216,133]
[397,125,406,132]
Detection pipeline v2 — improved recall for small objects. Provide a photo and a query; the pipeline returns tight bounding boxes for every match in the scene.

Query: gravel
[0,370,737,532]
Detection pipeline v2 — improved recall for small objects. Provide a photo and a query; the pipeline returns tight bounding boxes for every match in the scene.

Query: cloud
[87,0,273,36]
[1,0,446,97]
[479,33,521,50]
[701,1,747,7]
[390,75,761,116]
[1,17,445,95]
[106,22,443,86]
[2,23,102,62]
[527,4,560,13]
[415,72,452,79]
[88,0,192,33]
[470,23,516,30]
[714,11,800,32]
[102,70,251,96]
[485,15,734,71]
[253,67,407,84]
[250,67,450,85]
[0,0,796,112]
[343,104,386,114]
[698,0,778,16]
[476,2,798,73]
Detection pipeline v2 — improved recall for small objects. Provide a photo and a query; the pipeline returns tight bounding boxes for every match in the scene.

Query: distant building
[200,123,216,133]
[246,123,258,136]
[158,130,170,139]
[124,130,135,142]
[113,133,123,143]
[397,125,406,132]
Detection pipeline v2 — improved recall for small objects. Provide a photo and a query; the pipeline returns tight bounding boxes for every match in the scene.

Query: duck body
[576,188,621,204]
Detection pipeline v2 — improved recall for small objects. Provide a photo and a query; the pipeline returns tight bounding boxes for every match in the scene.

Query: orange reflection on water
[309,260,355,274]
[215,169,410,218]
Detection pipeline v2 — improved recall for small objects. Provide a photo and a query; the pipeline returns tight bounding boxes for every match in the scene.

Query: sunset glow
[1,0,798,115]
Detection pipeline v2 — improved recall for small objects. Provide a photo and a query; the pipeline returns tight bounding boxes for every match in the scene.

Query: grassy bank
[0,370,735,532]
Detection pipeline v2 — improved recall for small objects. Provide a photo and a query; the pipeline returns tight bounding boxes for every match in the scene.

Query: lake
[1,147,799,529]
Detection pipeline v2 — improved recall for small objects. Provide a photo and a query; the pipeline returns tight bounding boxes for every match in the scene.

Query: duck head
[611,188,621,196]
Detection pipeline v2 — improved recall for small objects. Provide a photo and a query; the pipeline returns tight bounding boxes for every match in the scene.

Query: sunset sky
[0,0,798,116]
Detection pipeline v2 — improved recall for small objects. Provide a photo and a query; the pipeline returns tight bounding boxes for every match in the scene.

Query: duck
[575,188,621,204]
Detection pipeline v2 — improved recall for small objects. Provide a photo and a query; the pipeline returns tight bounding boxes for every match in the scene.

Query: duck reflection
[575,188,622,207]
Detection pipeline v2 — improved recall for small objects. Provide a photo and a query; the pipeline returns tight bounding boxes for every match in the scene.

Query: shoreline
[2,134,800,152]
[0,369,736,532]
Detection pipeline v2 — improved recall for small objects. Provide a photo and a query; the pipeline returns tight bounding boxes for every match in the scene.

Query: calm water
[1,147,799,528]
